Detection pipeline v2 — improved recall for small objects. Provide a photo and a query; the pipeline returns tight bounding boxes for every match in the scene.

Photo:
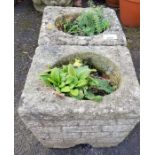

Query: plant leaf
[76,79,87,87]
[60,72,67,82]
[65,75,78,85]
[61,86,70,92]
[84,90,102,102]
[40,74,51,86]
[59,82,66,88]
[90,78,114,93]
[69,83,76,89]
[68,64,76,76]
[70,89,79,97]
[76,66,91,79]
[62,65,68,73]
[50,67,61,86]
[77,90,85,99]
[89,77,99,86]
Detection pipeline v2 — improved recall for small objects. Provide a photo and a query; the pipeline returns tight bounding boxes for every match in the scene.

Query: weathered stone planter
[18,45,139,148]
[38,6,127,46]
[32,0,73,12]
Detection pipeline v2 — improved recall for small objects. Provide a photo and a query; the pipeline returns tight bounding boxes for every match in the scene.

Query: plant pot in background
[120,0,140,27]
[106,0,119,8]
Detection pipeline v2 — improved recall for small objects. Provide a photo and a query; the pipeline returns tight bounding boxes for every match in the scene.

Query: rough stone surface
[32,0,73,12]
[38,6,127,46]
[18,45,139,148]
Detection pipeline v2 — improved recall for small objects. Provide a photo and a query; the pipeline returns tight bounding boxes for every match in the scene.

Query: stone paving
[15,0,140,154]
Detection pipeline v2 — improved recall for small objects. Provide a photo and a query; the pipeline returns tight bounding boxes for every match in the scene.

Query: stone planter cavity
[18,45,139,148]
[38,6,127,46]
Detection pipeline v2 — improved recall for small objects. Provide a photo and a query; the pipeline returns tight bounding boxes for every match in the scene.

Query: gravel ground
[14,0,140,154]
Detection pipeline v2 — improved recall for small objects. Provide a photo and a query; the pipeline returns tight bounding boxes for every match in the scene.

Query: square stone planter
[32,0,73,12]
[18,45,139,148]
[38,6,127,46]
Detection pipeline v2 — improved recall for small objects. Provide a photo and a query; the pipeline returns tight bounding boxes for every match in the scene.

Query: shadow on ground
[14,0,140,154]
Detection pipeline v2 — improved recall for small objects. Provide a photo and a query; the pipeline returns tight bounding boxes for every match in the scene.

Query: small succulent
[62,7,110,36]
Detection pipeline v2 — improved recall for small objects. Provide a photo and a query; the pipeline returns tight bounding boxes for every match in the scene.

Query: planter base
[18,45,139,148]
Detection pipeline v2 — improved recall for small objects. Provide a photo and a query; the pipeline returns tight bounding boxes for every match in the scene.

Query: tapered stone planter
[18,45,139,148]
[38,6,127,46]
[32,0,73,12]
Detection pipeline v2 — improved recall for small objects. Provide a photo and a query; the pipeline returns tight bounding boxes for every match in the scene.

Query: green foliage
[62,7,110,36]
[40,59,115,102]
[87,0,96,7]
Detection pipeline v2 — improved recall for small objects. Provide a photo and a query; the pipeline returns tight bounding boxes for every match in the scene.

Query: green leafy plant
[40,59,115,102]
[87,0,96,7]
[61,7,110,36]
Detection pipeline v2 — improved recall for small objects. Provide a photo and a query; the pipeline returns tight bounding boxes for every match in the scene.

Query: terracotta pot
[120,0,140,27]
[106,0,119,8]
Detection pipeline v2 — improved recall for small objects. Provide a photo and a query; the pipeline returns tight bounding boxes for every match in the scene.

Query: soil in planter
[40,53,121,102]
[55,7,110,36]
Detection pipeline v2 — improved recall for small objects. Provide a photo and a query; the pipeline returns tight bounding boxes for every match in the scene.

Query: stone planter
[38,6,127,46]
[18,45,139,148]
[32,0,73,12]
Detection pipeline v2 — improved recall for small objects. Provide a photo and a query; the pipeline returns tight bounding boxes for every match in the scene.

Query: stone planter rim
[19,45,139,117]
[38,6,127,46]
